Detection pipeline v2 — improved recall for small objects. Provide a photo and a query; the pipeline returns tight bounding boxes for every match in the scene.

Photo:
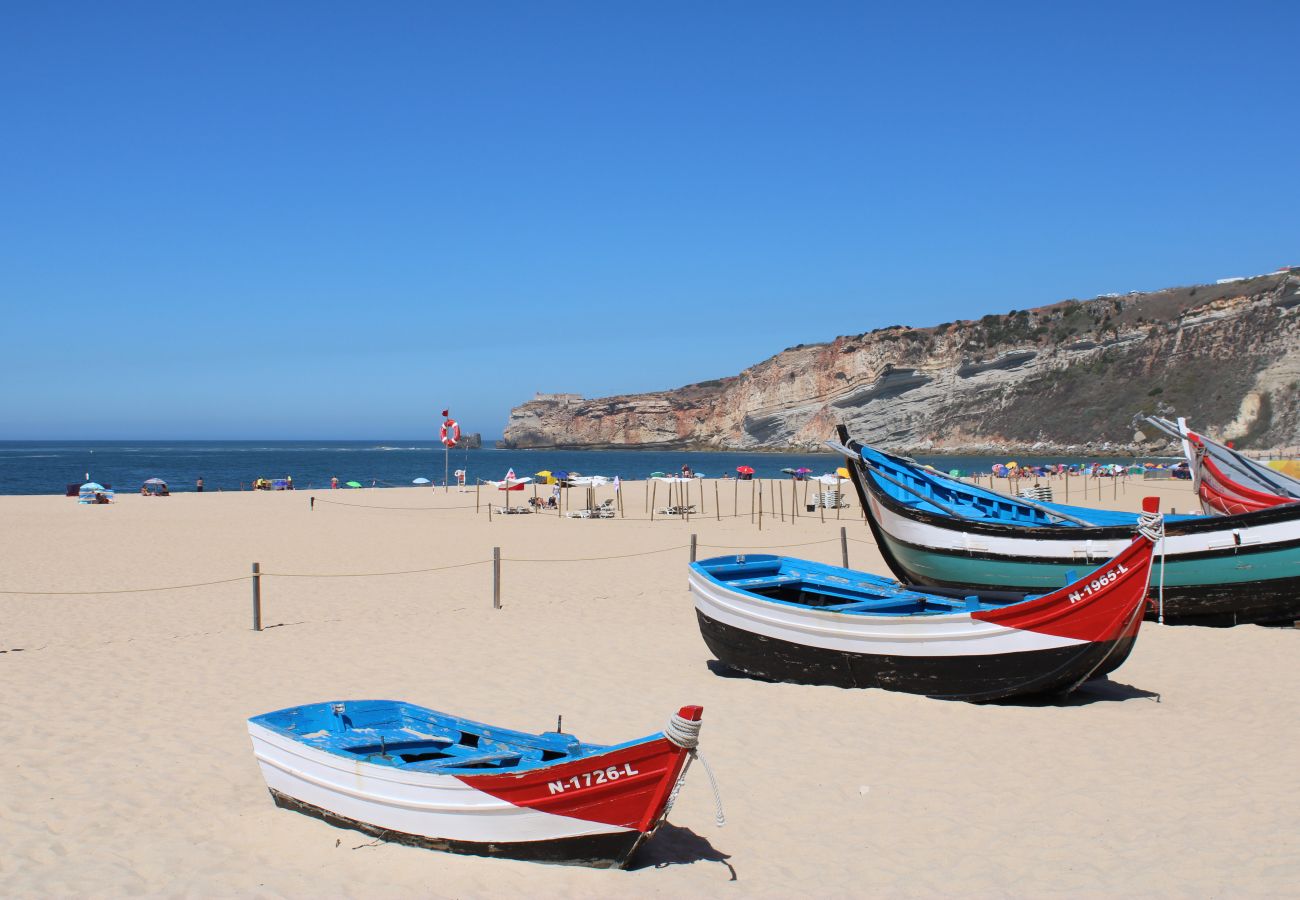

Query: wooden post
[251,562,262,632]
[618,481,625,518]
[836,478,842,520]
[1112,473,1117,501]
[492,546,501,609]
[476,479,481,512]
[840,527,849,569]
[819,488,825,523]
[698,478,705,516]
[778,478,784,522]
[690,533,697,563]
[757,480,763,531]
[791,478,798,520]
[650,481,657,520]
[714,481,720,521]
[488,494,493,521]
[684,480,691,522]
[1064,469,1069,502]
[310,496,314,511]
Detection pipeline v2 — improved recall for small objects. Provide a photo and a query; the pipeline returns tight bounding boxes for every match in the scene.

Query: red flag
[441,409,449,417]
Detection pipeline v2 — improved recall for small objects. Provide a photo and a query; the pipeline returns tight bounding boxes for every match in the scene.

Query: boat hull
[689,537,1151,702]
[868,497,1300,625]
[268,789,645,867]
[840,434,1300,626]
[248,716,692,868]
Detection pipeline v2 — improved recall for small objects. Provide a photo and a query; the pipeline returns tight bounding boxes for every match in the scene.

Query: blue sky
[2,2,1296,438]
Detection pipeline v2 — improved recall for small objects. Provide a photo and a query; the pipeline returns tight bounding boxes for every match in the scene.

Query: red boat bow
[973,531,1155,643]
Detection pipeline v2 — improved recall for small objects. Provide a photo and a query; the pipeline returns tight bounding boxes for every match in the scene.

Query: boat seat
[409,751,521,770]
[820,596,928,613]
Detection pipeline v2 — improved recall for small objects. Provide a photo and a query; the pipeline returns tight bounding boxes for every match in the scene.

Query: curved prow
[676,705,703,723]
[972,531,1155,643]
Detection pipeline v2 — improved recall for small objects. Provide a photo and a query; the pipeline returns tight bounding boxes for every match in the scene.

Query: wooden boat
[689,526,1155,702]
[833,427,1300,625]
[248,700,708,868]
[1140,415,1300,516]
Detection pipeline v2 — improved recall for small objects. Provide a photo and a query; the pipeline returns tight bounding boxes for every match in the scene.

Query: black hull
[696,611,1129,703]
[905,564,1300,627]
[269,789,646,869]
[834,427,1300,627]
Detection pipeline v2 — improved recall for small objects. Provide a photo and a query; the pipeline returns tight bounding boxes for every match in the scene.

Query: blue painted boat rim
[691,554,1040,617]
[249,700,660,773]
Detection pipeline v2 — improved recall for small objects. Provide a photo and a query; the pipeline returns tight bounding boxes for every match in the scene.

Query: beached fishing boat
[1139,415,1300,516]
[248,700,710,868]
[689,522,1155,701]
[833,427,1300,625]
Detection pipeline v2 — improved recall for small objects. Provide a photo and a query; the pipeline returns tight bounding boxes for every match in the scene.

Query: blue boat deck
[696,555,1036,616]
[250,700,626,773]
[857,445,1197,528]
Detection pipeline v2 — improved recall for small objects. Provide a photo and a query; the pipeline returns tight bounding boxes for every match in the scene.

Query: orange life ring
[440,418,460,447]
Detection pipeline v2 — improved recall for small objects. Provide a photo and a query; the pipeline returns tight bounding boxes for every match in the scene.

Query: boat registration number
[1067,563,1128,604]
[548,763,640,794]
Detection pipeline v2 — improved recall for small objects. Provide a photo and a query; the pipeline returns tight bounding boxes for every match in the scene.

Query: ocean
[0,440,1162,496]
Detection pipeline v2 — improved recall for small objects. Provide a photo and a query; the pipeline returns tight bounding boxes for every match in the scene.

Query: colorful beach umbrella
[737,465,755,475]
[345,481,362,488]
[412,477,431,485]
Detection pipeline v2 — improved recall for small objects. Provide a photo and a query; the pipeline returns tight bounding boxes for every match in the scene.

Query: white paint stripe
[689,572,1082,657]
[249,725,629,843]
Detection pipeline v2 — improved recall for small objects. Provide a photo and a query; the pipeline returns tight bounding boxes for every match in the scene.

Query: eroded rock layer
[503,273,1300,453]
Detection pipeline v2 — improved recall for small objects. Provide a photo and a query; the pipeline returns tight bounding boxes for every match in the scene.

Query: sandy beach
[3,474,1298,897]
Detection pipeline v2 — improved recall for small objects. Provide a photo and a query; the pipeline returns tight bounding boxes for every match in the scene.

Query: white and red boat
[248,700,708,868]
[688,523,1158,702]
[1140,415,1300,516]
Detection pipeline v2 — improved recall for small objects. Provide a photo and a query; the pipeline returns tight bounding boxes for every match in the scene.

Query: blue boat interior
[854,444,1198,528]
[694,554,1044,616]
[250,700,646,773]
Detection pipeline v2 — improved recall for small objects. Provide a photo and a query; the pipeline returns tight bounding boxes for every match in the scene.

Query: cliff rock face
[502,273,1300,453]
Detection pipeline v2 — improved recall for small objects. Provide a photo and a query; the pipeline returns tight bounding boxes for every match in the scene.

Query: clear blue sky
[2,2,1296,439]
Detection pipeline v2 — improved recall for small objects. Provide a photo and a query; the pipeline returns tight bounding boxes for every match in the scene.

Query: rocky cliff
[502,272,1300,453]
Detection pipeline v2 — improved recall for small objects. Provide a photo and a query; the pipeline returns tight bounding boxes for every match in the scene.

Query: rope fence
[0,526,861,628]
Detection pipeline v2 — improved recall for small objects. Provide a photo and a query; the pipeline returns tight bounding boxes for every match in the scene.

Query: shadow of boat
[631,823,735,879]
[990,677,1160,708]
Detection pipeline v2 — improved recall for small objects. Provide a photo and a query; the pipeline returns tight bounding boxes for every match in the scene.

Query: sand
[3,474,1298,897]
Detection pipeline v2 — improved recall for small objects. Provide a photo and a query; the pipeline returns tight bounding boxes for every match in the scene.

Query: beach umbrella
[345,480,362,488]
[535,469,554,484]
[796,467,812,475]
[412,477,431,485]
[81,481,104,491]
[836,467,850,479]
[780,467,797,475]
[737,466,754,474]
[649,471,666,478]
[144,478,167,485]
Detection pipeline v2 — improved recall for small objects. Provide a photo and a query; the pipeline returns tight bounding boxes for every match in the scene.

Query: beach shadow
[261,621,309,630]
[992,677,1161,708]
[630,824,735,879]
[706,659,773,682]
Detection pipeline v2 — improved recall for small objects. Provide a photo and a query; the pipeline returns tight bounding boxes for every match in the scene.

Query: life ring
[440,419,460,447]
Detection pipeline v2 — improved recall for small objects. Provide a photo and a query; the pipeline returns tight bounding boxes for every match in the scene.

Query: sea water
[0,440,1158,496]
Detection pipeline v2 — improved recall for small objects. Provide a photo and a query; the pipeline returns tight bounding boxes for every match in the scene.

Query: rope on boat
[1137,511,1168,623]
[663,712,726,828]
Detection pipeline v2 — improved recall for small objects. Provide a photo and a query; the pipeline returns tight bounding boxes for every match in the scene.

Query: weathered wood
[493,547,501,609]
[690,533,697,563]
[841,527,849,569]
[251,562,262,632]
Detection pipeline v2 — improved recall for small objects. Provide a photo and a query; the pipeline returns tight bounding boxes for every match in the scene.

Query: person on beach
[286,475,293,490]
[331,476,338,489]
[196,477,204,493]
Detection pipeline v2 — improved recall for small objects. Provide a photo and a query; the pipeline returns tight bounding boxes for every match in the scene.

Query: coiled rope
[1137,511,1168,624]
[662,712,725,827]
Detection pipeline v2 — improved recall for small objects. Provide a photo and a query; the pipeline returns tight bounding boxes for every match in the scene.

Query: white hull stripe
[249,725,628,843]
[689,572,1083,657]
